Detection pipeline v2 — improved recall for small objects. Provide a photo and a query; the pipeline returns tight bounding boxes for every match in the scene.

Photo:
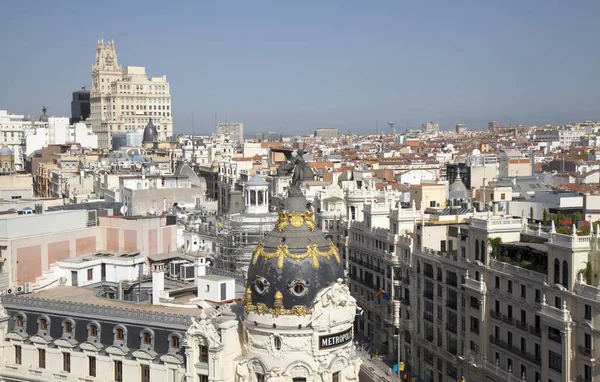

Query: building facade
[216,123,244,144]
[90,40,173,150]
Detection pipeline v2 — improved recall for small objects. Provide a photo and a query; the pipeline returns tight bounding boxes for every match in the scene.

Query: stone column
[561,326,571,382]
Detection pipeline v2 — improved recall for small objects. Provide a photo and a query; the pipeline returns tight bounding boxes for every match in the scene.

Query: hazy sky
[1,1,599,135]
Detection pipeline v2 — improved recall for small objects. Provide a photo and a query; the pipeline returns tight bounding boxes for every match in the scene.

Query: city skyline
[1,1,600,135]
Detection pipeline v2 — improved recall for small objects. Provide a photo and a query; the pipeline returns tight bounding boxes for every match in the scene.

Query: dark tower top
[244,152,343,316]
[143,119,158,142]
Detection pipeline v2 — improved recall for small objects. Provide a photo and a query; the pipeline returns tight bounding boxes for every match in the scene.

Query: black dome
[245,194,344,313]
[143,119,158,142]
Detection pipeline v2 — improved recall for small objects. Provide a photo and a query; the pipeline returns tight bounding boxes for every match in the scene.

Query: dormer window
[40,319,48,330]
[89,324,98,337]
[116,328,124,341]
[143,332,151,344]
[16,315,23,328]
[65,322,72,334]
[171,336,179,349]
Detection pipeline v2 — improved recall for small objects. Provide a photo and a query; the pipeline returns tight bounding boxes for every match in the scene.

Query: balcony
[529,326,541,337]
[424,312,433,322]
[489,335,541,366]
[490,310,502,321]
[548,232,591,249]
[578,345,592,357]
[515,320,528,332]
[502,315,514,326]
[548,332,562,344]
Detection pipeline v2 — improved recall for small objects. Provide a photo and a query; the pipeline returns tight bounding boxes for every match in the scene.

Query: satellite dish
[120,205,128,215]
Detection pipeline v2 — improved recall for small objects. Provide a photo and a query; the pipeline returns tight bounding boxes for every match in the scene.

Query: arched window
[274,336,282,350]
[140,328,155,350]
[554,259,560,284]
[480,240,486,263]
[115,327,125,341]
[562,261,569,289]
[143,332,151,344]
[39,318,48,330]
[475,239,480,260]
[62,319,75,338]
[15,314,24,328]
[37,315,50,334]
[87,321,101,340]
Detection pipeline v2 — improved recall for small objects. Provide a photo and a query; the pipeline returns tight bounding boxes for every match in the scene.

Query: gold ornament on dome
[275,210,316,232]
[243,291,311,317]
[251,241,340,269]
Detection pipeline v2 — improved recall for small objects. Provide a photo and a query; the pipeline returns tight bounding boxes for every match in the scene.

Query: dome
[142,119,158,142]
[472,148,481,156]
[449,174,468,200]
[245,193,344,314]
[0,146,13,156]
[246,174,268,186]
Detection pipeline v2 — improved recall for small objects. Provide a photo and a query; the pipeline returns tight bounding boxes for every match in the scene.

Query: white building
[91,40,173,150]
[25,120,98,155]
[421,122,440,134]
[0,110,38,171]
[216,123,244,144]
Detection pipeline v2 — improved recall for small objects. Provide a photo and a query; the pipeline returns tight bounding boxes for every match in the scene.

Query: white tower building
[90,40,173,150]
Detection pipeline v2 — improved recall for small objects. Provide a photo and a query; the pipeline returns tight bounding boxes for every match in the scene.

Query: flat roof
[14,286,201,315]
[198,274,233,282]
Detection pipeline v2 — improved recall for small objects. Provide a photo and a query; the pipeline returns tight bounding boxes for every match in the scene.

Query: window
[562,261,569,289]
[89,324,98,337]
[256,373,265,382]
[116,328,124,340]
[501,193,506,200]
[332,372,340,382]
[554,259,560,284]
[89,356,96,377]
[64,321,73,334]
[115,360,123,382]
[585,304,592,320]
[495,276,500,289]
[87,268,93,280]
[38,349,46,369]
[16,315,23,327]
[199,375,209,382]
[143,332,152,344]
[141,365,150,382]
[15,345,21,365]
[521,285,526,298]
[274,336,282,350]
[548,350,562,372]
[63,352,70,372]
[171,336,180,349]
[38,318,47,331]
[199,345,208,362]
[535,289,541,303]
[507,280,513,293]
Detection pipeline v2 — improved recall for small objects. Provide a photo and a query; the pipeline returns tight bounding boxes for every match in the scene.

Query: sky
[1,0,599,136]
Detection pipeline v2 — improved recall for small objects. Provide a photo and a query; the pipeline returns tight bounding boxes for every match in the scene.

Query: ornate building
[0,155,361,382]
[90,40,173,150]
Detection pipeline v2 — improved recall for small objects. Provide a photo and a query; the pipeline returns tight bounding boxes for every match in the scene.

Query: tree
[572,211,582,224]
[529,207,534,223]
[487,237,503,259]
[542,209,549,225]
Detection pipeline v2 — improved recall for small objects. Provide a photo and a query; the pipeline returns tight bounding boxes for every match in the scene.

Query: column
[561,326,571,382]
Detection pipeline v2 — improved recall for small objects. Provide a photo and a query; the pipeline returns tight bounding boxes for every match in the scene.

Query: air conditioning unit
[6,288,13,295]
[16,286,23,293]
[169,260,188,279]
[23,283,33,293]
[180,264,195,282]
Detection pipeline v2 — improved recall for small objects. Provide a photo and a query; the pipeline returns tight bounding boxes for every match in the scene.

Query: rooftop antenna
[387,121,395,136]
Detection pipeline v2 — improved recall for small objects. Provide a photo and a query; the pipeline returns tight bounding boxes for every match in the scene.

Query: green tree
[529,207,534,223]
[572,211,582,224]
[542,209,549,225]
[487,237,503,259]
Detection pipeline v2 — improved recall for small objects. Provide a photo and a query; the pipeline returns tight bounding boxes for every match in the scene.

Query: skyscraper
[90,40,172,150]
[70,88,90,124]
[216,123,244,143]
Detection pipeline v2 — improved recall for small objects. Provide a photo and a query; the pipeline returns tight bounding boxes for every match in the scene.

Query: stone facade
[91,40,173,150]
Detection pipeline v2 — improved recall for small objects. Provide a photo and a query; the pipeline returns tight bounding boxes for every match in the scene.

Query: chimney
[151,263,165,305]
[194,256,207,286]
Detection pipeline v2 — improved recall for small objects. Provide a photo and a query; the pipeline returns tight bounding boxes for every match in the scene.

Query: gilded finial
[242,287,252,306]
[274,290,283,309]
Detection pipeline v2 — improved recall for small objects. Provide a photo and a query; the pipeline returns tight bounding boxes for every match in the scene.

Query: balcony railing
[548,332,562,344]
[502,315,514,326]
[515,320,528,332]
[490,310,502,320]
[489,336,541,366]
[578,345,592,357]
[529,326,541,337]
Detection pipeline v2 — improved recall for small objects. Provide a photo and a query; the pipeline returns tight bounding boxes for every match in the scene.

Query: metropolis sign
[319,328,353,349]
